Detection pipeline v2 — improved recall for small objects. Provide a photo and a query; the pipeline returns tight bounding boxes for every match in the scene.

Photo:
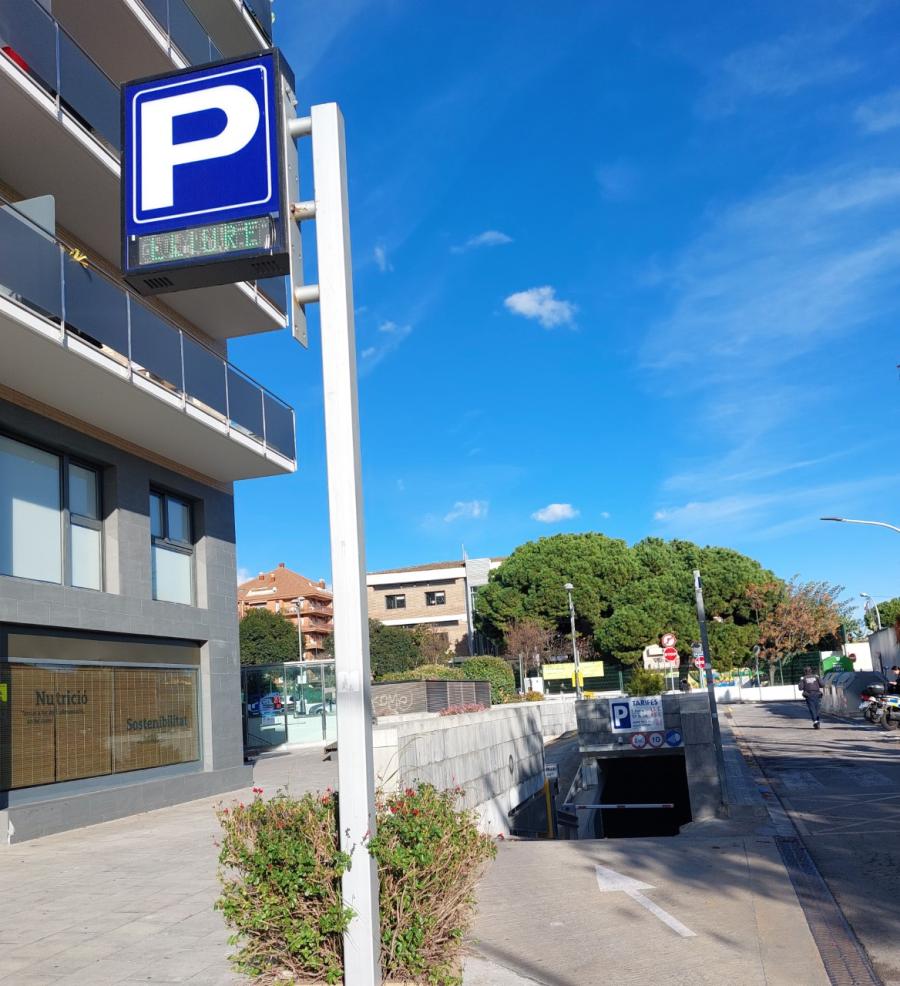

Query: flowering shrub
[369,785,496,984]
[438,703,486,716]
[216,785,495,985]
[215,789,350,984]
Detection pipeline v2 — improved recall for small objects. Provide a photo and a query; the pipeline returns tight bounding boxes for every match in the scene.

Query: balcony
[186,0,273,56]
[53,0,221,85]
[0,198,295,482]
[0,0,287,341]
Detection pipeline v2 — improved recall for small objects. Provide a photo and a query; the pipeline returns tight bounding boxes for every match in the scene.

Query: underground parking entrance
[591,752,693,838]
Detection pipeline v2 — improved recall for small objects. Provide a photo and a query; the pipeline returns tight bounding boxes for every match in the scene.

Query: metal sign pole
[692,570,728,813]
[308,102,381,986]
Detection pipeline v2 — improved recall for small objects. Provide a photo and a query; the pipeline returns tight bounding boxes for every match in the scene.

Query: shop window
[150,490,193,605]
[0,663,199,791]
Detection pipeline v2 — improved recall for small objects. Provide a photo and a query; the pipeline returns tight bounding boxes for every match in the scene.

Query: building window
[425,590,446,607]
[150,490,193,605]
[385,593,406,610]
[1,663,199,791]
[0,434,102,589]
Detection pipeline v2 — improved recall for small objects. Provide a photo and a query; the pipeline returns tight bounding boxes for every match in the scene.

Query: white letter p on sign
[140,85,260,212]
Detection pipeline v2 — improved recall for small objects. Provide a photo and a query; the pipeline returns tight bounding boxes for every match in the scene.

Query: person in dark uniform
[798,666,824,729]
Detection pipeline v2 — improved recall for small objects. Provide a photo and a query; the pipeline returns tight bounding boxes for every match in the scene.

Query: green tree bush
[864,596,900,633]
[475,533,775,669]
[379,663,466,682]
[461,656,516,703]
[627,668,665,696]
[216,785,496,986]
[239,609,299,666]
[369,620,424,679]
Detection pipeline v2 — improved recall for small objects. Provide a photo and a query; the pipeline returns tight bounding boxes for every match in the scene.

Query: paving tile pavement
[0,748,337,986]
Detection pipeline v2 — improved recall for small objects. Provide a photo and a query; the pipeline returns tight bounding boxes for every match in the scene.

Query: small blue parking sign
[122,50,291,294]
[610,699,632,732]
[665,729,683,748]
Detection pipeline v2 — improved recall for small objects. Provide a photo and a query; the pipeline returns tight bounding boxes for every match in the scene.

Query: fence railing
[0,196,295,461]
[140,0,222,65]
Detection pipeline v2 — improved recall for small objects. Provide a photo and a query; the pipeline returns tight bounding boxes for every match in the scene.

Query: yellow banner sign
[543,661,604,684]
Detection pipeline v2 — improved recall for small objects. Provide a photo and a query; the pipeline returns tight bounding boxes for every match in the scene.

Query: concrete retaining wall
[538,697,577,738]
[715,683,800,703]
[373,705,545,836]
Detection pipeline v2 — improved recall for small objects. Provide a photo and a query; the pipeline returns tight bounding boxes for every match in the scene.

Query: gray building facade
[0,0,291,842]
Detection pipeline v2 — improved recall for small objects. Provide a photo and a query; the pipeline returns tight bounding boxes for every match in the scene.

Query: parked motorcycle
[881,694,900,731]
[859,683,885,723]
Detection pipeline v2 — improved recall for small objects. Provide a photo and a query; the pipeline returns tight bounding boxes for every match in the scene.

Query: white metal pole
[311,102,381,986]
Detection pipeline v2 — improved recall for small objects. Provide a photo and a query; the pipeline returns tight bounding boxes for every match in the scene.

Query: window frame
[150,488,195,605]
[385,593,406,610]
[0,429,103,590]
[425,590,446,607]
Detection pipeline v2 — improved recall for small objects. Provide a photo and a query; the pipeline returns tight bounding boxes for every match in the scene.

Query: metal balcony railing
[0,196,296,462]
[0,0,287,316]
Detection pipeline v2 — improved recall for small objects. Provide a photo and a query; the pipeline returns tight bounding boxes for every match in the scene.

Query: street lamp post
[564,582,582,700]
[821,516,900,535]
[861,593,882,631]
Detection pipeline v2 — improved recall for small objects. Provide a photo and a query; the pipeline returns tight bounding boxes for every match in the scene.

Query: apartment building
[366,558,502,656]
[0,0,292,842]
[238,564,334,660]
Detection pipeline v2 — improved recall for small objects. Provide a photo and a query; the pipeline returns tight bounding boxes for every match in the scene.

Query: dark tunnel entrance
[594,754,693,838]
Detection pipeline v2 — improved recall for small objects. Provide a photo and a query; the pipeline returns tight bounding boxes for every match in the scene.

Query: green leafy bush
[215,790,351,984]
[369,785,496,984]
[379,663,465,683]
[461,656,516,703]
[216,785,496,986]
[627,667,665,696]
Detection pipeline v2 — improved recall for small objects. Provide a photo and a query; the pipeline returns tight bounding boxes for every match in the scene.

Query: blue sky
[231,0,900,616]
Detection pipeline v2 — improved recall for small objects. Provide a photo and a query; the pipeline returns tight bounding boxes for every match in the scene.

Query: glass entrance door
[284,661,336,745]
[242,665,287,749]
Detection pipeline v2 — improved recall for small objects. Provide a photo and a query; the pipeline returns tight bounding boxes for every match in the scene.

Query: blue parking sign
[610,699,632,732]
[122,51,291,294]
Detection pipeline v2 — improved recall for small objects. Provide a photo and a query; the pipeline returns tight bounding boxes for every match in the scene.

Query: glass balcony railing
[0,196,296,462]
[0,0,287,319]
[141,0,222,65]
[242,0,274,43]
[0,0,121,152]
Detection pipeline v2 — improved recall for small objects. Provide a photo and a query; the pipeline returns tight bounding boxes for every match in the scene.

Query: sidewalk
[0,749,336,986]
[463,716,830,986]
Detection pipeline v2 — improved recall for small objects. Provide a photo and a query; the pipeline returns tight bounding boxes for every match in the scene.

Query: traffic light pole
[693,570,728,814]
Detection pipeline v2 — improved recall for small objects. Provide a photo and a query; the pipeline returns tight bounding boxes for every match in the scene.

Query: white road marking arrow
[595,864,697,938]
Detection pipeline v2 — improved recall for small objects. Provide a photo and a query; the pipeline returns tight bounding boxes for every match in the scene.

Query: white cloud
[396,479,405,493]
[359,320,412,375]
[451,230,513,254]
[697,26,861,118]
[531,503,580,523]
[600,511,611,519]
[855,88,900,134]
[444,500,489,522]
[236,567,251,586]
[504,286,576,329]
[643,167,900,376]
[374,243,392,272]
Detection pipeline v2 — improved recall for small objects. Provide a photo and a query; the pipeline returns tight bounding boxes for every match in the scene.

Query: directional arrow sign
[595,865,697,938]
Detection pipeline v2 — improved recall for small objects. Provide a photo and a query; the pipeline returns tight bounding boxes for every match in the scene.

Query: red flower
[405,787,415,797]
